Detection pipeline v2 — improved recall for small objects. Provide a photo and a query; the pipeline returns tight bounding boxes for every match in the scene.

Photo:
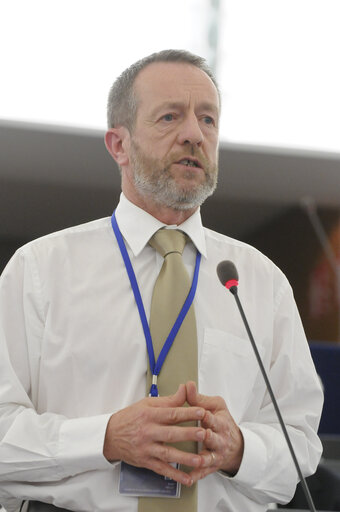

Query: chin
[165,187,215,211]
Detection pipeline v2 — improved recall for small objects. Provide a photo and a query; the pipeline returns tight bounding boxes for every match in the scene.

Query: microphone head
[216,260,239,294]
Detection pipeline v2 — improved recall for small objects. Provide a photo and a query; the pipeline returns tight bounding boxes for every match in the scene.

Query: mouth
[176,157,203,169]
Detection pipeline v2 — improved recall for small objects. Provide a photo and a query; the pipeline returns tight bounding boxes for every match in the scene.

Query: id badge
[119,461,181,498]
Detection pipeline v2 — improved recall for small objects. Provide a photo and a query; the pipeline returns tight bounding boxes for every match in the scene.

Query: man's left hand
[186,381,244,482]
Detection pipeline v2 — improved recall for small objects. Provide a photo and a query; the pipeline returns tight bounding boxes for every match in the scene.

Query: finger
[189,464,217,484]
[198,395,226,413]
[201,411,214,429]
[186,383,220,411]
[186,382,226,412]
[203,423,235,455]
[199,448,220,468]
[202,427,219,450]
[153,405,205,425]
[146,459,194,487]
[186,381,199,406]
[151,384,187,408]
[152,425,206,444]
[201,424,244,475]
[203,405,234,428]
[153,443,203,469]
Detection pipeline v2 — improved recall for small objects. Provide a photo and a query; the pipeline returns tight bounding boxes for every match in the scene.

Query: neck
[122,187,197,226]
[142,201,197,225]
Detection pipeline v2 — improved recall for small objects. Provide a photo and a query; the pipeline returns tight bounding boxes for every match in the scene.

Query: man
[0,50,323,512]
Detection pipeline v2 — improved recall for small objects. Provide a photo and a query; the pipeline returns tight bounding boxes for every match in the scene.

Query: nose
[177,113,203,146]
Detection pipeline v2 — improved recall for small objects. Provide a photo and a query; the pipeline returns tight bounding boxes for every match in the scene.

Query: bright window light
[0,0,339,154]
[218,0,340,153]
[0,0,210,129]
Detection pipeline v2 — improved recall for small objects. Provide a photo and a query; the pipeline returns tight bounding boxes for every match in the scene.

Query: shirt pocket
[199,328,264,422]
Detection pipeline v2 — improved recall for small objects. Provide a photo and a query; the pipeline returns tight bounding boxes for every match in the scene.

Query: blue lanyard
[111,210,201,396]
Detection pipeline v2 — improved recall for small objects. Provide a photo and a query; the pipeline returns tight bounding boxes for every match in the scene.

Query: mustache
[167,149,210,169]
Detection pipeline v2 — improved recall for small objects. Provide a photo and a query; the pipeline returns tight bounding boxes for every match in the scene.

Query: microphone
[217,260,239,294]
[217,260,317,512]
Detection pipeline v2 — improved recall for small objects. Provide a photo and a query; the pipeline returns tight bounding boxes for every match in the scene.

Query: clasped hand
[103,382,244,487]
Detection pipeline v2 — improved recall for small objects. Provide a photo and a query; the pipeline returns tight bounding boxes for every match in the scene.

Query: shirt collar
[115,193,207,258]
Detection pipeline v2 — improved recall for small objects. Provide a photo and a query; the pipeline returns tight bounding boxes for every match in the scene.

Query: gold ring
[210,451,216,464]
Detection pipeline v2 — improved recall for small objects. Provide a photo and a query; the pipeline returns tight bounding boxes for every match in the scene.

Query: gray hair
[107,49,220,130]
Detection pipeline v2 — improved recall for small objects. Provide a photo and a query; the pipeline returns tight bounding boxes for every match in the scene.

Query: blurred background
[1,2,340,506]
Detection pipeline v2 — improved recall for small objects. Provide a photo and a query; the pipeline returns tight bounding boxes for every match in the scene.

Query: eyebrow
[150,101,220,118]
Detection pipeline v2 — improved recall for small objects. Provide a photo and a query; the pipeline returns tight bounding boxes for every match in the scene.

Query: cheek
[207,140,219,161]
[153,141,177,162]
[138,136,168,160]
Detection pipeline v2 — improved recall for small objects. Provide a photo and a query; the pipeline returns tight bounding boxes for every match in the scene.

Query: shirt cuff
[217,426,267,486]
[58,413,114,476]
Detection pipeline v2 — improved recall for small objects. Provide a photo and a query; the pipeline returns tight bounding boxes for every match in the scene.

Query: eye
[202,115,215,126]
[161,113,174,122]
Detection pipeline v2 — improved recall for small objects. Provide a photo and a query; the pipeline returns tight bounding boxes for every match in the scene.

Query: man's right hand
[103,384,206,486]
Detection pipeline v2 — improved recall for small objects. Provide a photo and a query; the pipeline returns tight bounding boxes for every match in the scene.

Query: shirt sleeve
[218,274,324,505]
[0,248,113,490]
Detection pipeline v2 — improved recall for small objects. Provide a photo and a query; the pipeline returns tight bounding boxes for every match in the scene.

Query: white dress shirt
[0,193,323,512]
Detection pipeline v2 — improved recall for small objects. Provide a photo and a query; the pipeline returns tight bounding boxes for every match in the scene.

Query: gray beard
[130,143,218,211]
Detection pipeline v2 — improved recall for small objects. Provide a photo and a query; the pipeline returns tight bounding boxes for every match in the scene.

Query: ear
[104,127,131,167]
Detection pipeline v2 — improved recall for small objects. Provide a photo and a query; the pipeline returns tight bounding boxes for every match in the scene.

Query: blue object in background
[309,341,340,435]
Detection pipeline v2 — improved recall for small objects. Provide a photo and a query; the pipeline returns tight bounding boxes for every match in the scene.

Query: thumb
[171,383,187,405]
[154,383,187,408]
[186,381,200,406]
[186,381,214,409]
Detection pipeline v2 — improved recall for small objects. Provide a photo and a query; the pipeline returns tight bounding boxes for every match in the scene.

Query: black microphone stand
[228,283,317,512]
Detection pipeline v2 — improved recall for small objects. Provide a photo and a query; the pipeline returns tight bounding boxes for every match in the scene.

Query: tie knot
[149,229,187,258]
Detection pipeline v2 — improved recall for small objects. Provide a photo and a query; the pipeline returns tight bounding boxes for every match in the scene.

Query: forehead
[133,61,220,113]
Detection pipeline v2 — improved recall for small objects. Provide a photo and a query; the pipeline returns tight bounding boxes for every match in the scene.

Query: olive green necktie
[138,229,198,512]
